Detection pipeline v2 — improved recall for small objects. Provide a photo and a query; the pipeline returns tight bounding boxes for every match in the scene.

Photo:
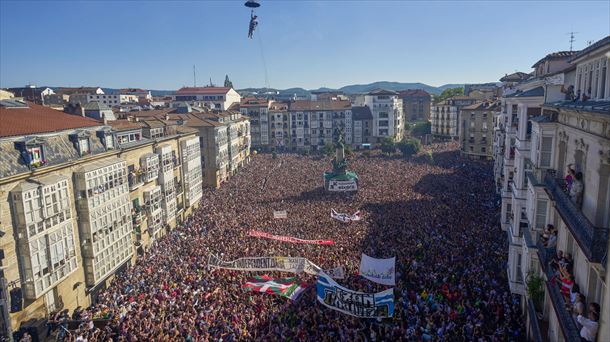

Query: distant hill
[238,81,469,97]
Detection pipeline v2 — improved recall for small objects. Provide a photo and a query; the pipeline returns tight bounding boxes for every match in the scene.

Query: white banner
[331,209,362,223]
[208,254,321,275]
[328,179,358,192]
[325,266,346,279]
[273,210,287,219]
[359,254,396,286]
[316,272,394,318]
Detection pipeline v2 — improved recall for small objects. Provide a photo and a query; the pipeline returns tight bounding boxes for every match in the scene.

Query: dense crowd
[47,142,525,341]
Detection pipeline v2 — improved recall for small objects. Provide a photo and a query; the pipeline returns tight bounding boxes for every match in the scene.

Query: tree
[380,137,396,155]
[411,121,431,136]
[323,142,335,157]
[224,75,233,88]
[434,87,464,103]
[397,139,420,158]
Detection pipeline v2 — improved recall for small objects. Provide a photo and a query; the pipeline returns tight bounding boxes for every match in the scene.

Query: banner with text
[208,254,321,275]
[328,179,358,192]
[316,272,394,318]
[273,210,287,219]
[359,254,396,286]
[248,230,334,245]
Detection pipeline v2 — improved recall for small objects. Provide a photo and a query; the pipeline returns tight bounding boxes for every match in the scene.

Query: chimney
[102,113,108,125]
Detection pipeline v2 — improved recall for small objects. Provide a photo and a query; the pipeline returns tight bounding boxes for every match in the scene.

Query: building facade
[287,100,352,151]
[239,98,269,148]
[174,87,241,111]
[494,36,609,342]
[356,89,404,142]
[431,96,477,138]
[398,89,431,122]
[459,101,498,159]
[0,101,203,334]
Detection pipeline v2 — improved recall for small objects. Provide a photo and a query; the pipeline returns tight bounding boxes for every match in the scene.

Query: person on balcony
[577,311,599,342]
[570,171,584,209]
[565,165,575,192]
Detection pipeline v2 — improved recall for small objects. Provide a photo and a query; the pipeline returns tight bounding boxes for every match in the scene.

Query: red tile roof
[175,87,232,95]
[0,101,102,138]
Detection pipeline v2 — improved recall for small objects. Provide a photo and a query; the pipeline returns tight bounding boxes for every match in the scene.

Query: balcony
[536,239,581,342]
[544,172,609,263]
[128,172,144,191]
[515,136,531,151]
[526,299,544,342]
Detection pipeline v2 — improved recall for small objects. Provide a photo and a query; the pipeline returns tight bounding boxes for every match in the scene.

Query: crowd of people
[46,142,525,341]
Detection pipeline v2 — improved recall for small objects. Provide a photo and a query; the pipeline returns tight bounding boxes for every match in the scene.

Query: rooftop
[500,72,531,82]
[83,101,111,111]
[288,100,351,111]
[0,101,102,138]
[368,88,398,96]
[569,35,610,63]
[505,86,545,98]
[175,87,232,95]
[544,100,610,115]
[397,89,431,98]
[532,51,577,68]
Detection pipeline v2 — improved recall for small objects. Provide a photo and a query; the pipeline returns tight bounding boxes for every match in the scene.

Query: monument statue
[324,127,358,192]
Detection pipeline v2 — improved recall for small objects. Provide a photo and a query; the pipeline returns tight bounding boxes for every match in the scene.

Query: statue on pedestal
[324,127,358,192]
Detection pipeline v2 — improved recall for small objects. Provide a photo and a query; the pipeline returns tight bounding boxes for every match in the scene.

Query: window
[28,146,44,165]
[379,120,389,127]
[535,199,547,229]
[78,139,90,155]
[103,135,113,150]
[481,147,486,153]
[540,136,553,167]
[379,112,389,119]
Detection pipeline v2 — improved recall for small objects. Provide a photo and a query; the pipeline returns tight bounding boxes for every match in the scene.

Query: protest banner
[359,254,396,286]
[248,230,334,245]
[316,272,394,318]
[273,210,288,219]
[208,254,321,275]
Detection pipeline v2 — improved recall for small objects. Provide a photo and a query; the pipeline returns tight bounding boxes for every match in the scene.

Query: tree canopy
[433,87,464,103]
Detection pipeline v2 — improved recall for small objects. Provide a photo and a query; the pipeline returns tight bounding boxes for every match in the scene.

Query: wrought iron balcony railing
[543,171,609,263]
[527,299,544,342]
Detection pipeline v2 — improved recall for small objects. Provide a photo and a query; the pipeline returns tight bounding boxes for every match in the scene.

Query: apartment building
[286,100,352,151]
[355,89,404,142]
[398,89,431,122]
[431,96,477,138]
[174,87,241,111]
[494,36,609,342]
[351,106,374,145]
[55,87,104,105]
[87,94,138,107]
[239,98,269,148]
[459,101,498,160]
[0,101,202,334]
[268,102,289,148]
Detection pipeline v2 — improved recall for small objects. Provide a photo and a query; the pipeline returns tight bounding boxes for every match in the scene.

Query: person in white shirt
[577,311,599,342]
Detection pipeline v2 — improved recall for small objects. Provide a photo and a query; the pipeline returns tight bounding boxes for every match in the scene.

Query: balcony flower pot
[526,271,545,312]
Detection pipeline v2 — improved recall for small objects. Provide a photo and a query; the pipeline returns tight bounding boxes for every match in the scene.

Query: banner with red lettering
[248,230,334,245]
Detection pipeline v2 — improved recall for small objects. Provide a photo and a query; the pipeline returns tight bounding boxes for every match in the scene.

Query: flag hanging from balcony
[243,275,308,300]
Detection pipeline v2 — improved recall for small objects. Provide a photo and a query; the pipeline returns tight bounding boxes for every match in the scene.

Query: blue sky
[1,0,608,90]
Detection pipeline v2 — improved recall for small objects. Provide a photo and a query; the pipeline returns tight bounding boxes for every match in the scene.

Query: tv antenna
[193,65,198,87]
[567,31,578,51]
